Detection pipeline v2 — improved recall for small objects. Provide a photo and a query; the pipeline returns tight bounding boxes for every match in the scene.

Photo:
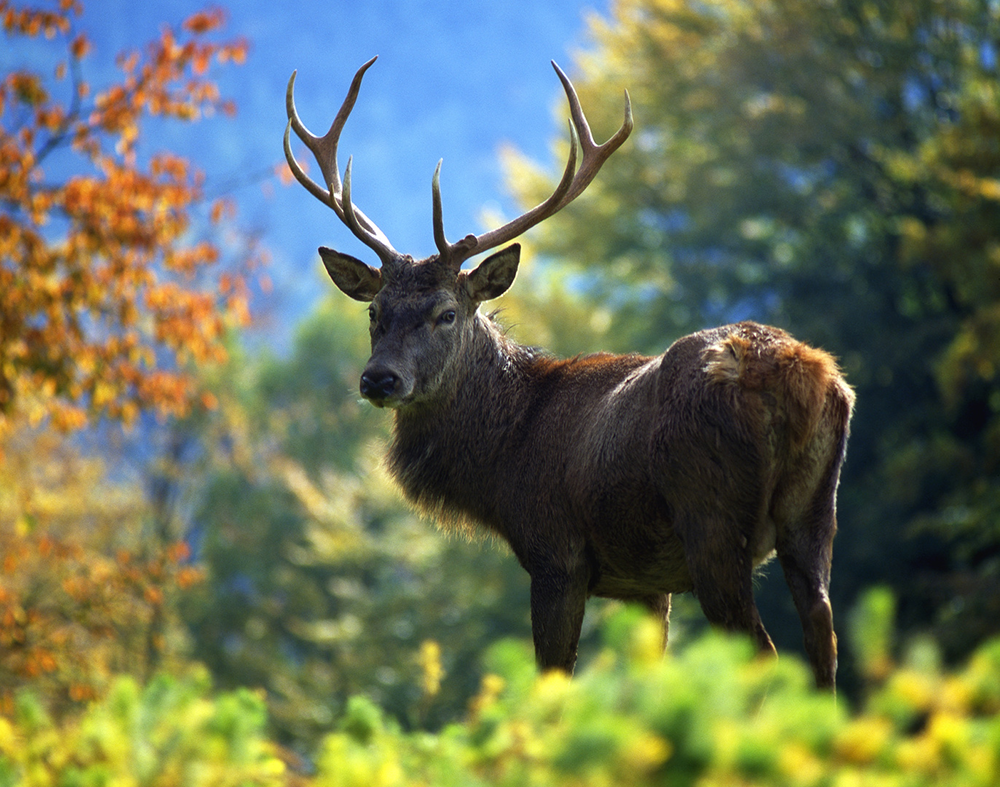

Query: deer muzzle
[360,369,402,407]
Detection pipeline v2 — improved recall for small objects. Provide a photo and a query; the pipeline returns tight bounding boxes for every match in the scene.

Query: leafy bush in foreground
[313,608,1000,787]
[0,669,286,786]
[3,606,1000,786]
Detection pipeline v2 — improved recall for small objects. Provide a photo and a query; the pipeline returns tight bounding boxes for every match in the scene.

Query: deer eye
[368,305,377,323]
[437,309,456,326]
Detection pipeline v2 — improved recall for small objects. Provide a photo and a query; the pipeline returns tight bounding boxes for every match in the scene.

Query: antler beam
[433,61,633,268]
[283,56,398,264]
[286,58,631,272]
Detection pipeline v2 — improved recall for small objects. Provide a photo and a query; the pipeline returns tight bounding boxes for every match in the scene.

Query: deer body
[285,59,853,689]
[381,296,851,682]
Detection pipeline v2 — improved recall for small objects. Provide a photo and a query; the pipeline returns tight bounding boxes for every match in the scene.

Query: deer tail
[703,328,854,452]
[774,340,850,451]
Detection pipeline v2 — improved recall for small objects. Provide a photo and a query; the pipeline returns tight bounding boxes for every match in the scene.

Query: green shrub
[4,601,1000,786]
[312,607,1000,787]
[0,668,286,786]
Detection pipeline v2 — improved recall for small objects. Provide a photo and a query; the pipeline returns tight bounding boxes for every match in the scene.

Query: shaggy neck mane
[385,313,538,538]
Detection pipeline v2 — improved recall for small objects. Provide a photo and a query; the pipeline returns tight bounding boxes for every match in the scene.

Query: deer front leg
[529,562,590,673]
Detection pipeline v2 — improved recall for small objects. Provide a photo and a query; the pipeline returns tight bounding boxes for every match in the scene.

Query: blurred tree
[503,0,1000,669]
[0,1,259,434]
[0,0,260,715]
[0,416,202,714]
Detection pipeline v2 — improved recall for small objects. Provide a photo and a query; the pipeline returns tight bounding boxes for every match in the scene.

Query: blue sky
[76,0,613,340]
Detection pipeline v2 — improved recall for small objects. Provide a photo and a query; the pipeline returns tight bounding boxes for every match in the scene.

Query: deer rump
[284,58,854,690]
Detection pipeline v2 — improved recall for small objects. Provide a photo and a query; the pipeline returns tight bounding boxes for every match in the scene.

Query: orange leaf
[183,9,225,35]
[70,33,90,59]
[200,390,219,411]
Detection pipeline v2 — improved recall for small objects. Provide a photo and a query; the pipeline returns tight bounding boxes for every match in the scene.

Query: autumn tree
[0,1,260,711]
[0,422,203,712]
[0,0,258,435]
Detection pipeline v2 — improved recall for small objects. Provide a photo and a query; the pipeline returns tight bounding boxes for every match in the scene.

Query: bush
[312,607,1000,787]
[0,669,286,786]
[3,604,1000,786]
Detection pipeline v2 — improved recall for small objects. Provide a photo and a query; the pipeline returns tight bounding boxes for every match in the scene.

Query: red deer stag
[283,57,854,689]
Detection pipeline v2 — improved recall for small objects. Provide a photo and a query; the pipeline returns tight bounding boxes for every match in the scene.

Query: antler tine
[438,60,632,269]
[432,160,479,262]
[550,60,633,210]
[284,57,398,263]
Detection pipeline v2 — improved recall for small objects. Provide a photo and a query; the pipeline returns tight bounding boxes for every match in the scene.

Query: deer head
[284,58,632,407]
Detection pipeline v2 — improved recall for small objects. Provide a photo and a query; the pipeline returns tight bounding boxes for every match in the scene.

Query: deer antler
[286,59,630,272]
[284,56,398,264]
[433,61,633,269]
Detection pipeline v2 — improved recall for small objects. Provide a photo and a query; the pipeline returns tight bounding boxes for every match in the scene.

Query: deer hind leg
[776,508,838,691]
[629,593,672,652]
[679,512,777,657]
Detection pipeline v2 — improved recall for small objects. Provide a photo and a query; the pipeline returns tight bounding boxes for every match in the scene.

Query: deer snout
[360,369,401,405]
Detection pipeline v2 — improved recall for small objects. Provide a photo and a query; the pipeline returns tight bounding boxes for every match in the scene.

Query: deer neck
[386,312,535,532]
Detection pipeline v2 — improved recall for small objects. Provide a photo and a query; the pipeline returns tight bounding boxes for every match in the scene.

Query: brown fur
[358,274,854,687]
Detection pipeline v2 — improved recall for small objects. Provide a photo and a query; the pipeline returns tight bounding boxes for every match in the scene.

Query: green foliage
[849,586,898,682]
[309,610,1000,787]
[306,610,1000,787]
[0,669,285,786]
[4,610,1000,786]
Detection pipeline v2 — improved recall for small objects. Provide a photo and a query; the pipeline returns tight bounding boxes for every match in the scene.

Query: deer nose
[360,371,400,401]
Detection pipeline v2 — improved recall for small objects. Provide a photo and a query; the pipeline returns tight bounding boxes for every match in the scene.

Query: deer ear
[319,247,382,302]
[465,244,520,302]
